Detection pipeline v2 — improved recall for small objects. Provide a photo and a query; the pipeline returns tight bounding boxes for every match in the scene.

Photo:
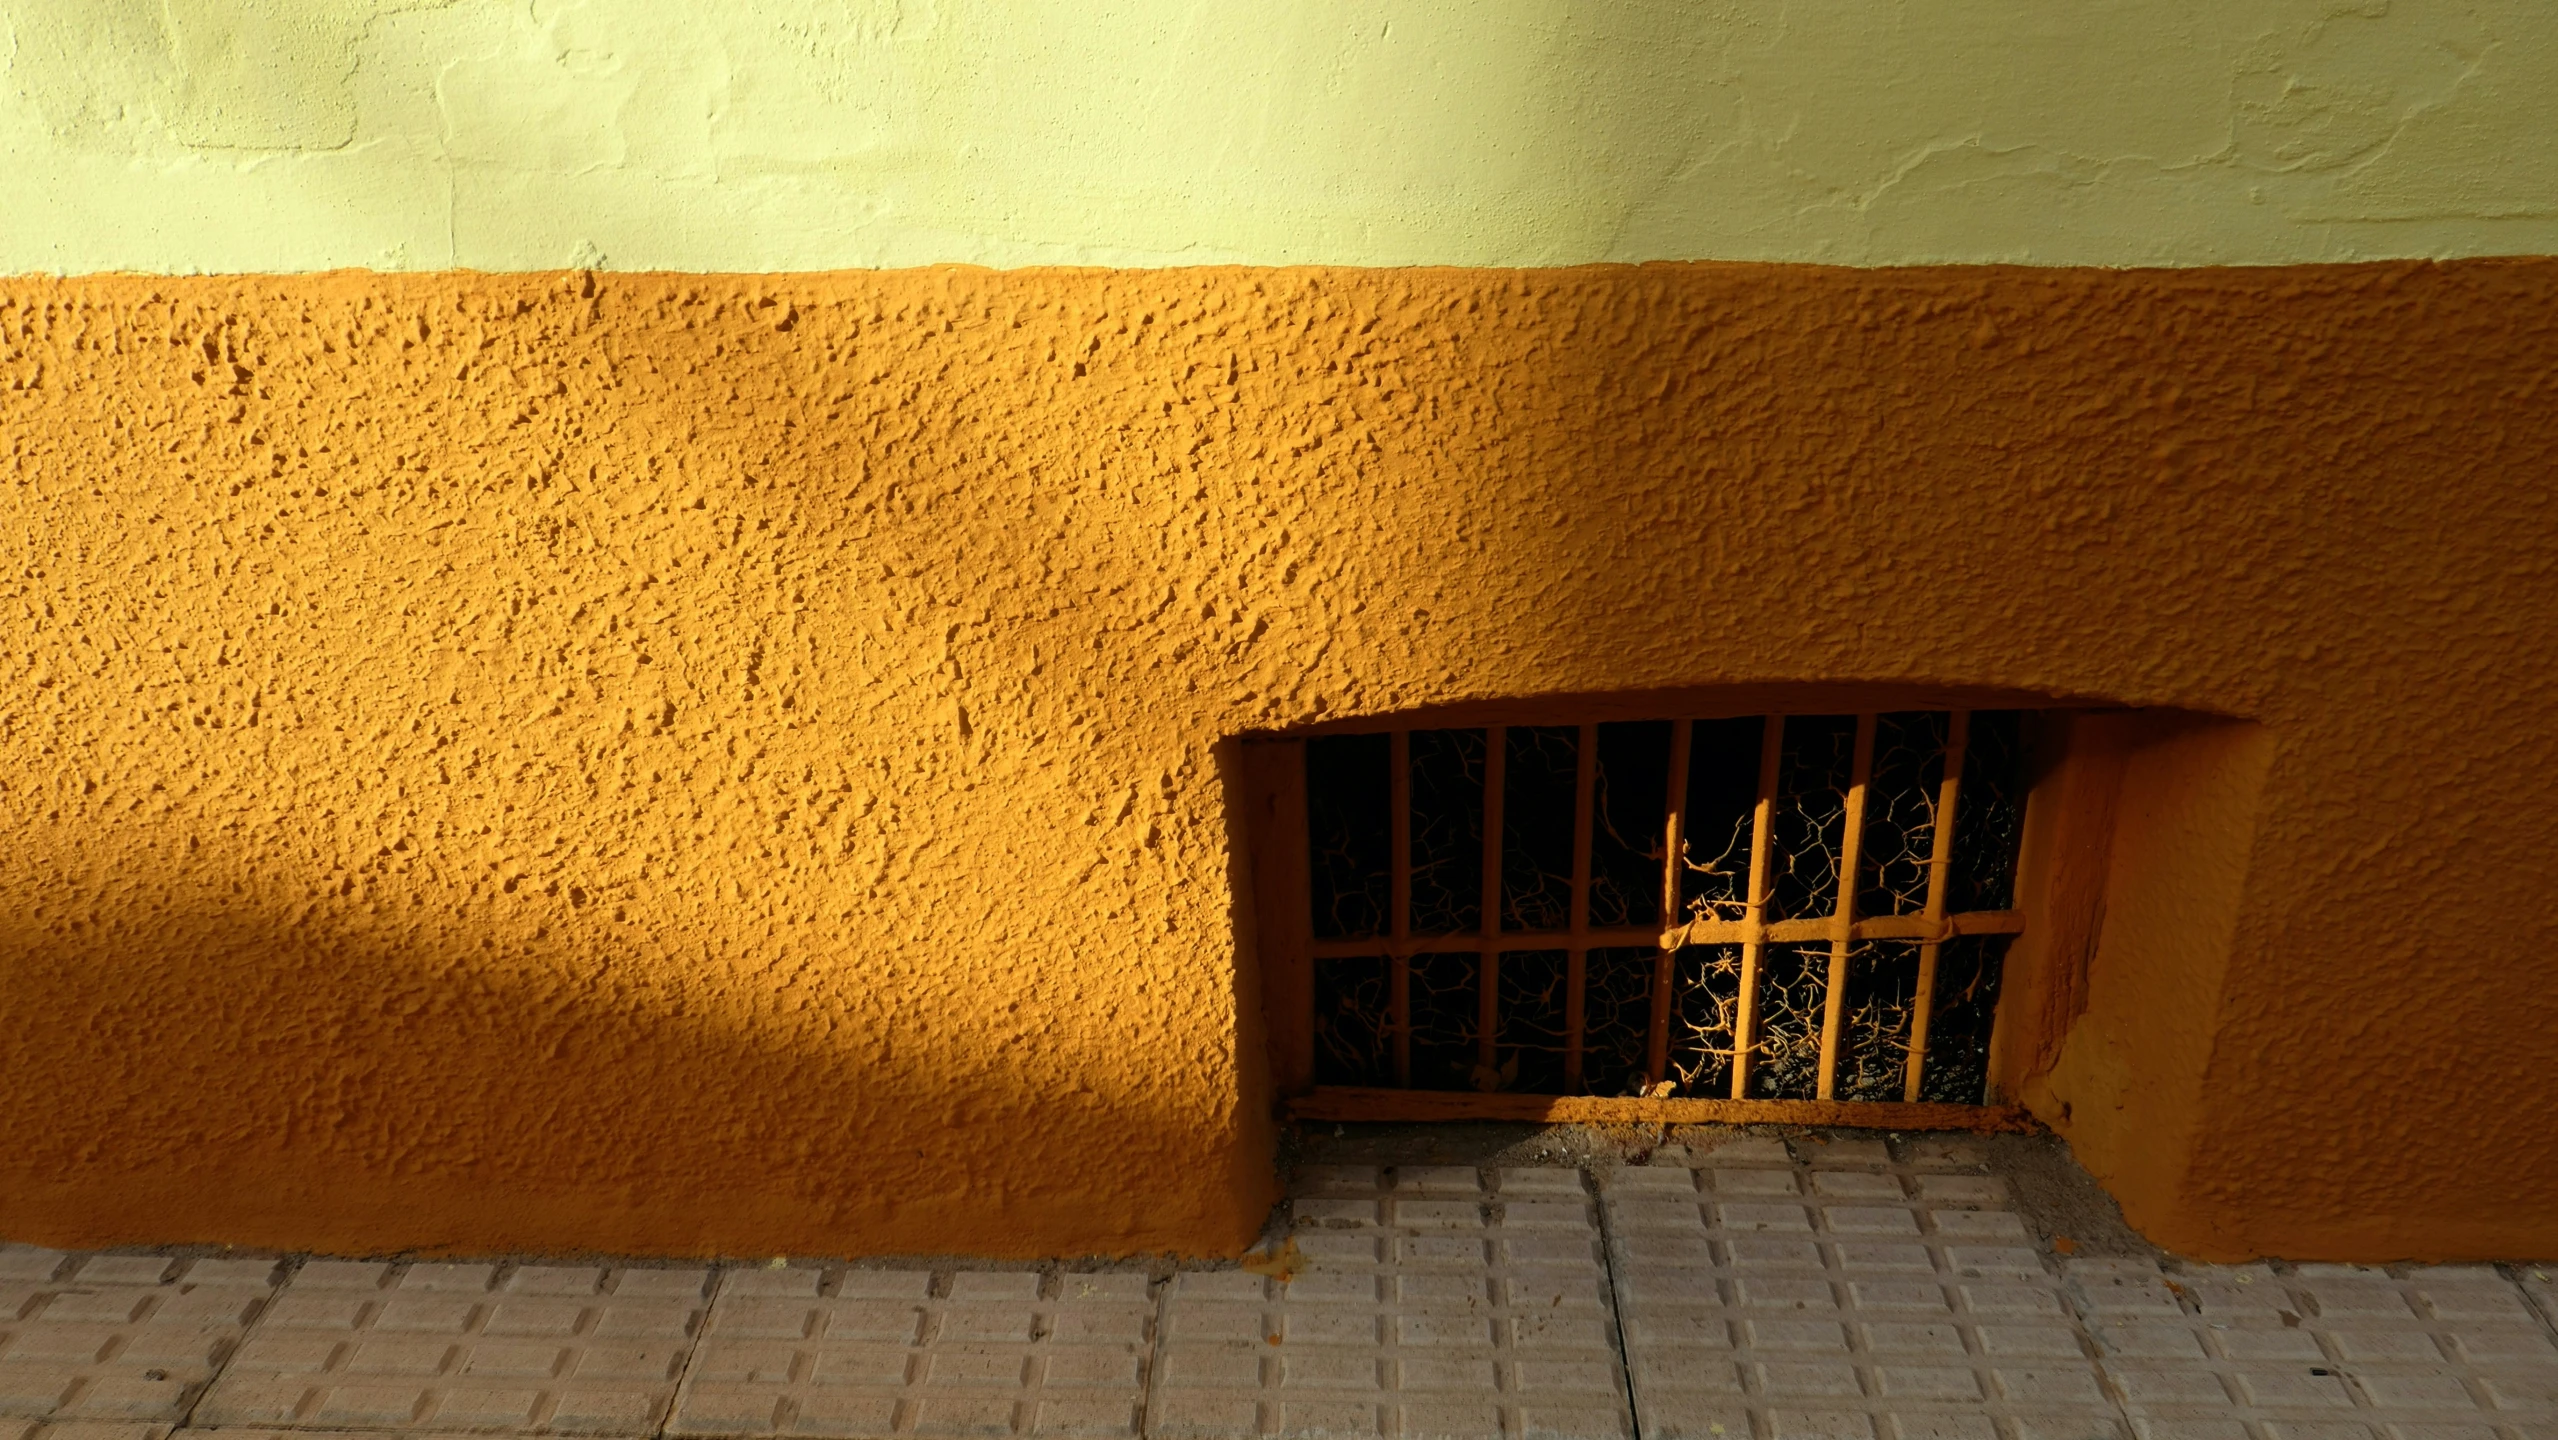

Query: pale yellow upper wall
[3,0,2554,274]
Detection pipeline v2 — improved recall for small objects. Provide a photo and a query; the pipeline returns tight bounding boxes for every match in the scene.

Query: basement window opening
[1280,710,2028,1121]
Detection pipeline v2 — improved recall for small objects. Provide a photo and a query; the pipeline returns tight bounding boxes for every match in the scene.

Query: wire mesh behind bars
[1303,710,2029,1104]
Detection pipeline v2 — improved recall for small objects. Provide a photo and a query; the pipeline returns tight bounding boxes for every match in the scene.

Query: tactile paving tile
[1148,1166,1634,1440]
[0,1424,172,1440]
[667,1266,1152,1438]
[170,1432,472,1440]
[195,1261,711,1434]
[2074,1257,2558,1435]
[1601,1148,2125,1440]
[0,1247,281,1424]
[2520,1265,2558,1321]
[11,1147,2553,1440]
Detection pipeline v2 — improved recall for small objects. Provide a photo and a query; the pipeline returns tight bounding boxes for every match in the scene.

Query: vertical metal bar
[1477,725,1506,1084]
[1390,728,1412,1088]
[1564,722,1597,1091]
[1730,716,1784,1100]
[1905,710,1971,1102]
[1815,713,1880,1101]
[1646,719,1692,1088]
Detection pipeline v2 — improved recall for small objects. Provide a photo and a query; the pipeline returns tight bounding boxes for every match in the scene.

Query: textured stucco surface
[1,261,2555,1262]
[6,0,2558,274]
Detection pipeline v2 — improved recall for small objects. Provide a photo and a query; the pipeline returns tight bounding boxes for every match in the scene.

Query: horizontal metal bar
[1307,909,2025,958]
[1310,927,1663,958]
[1287,1087,2040,1132]
[1684,910,2027,946]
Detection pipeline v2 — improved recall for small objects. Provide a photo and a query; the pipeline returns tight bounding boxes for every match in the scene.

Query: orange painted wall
[1,262,2552,1262]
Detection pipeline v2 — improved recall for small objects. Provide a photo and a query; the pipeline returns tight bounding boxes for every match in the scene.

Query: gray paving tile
[0,1424,171,1440]
[0,1248,281,1424]
[2062,1257,2558,1438]
[1692,1138,1794,1169]
[1793,1140,1892,1170]
[669,1267,1149,1438]
[198,1262,708,1434]
[1148,1167,1631,1439]
[1895,1138,1994,1174]
[169,1432,474,1440]
[3,1150,2548,1440]
[1601,1155,2113,1440]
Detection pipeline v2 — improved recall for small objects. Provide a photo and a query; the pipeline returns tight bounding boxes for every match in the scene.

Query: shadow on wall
[0,698,2274,1263]
[0,867,1272,1261]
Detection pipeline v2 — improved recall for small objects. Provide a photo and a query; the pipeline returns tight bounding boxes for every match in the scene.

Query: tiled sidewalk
[0,1135,2550,1440]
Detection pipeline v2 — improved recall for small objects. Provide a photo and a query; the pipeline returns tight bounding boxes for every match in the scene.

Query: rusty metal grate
[1278,711,2031,1127]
